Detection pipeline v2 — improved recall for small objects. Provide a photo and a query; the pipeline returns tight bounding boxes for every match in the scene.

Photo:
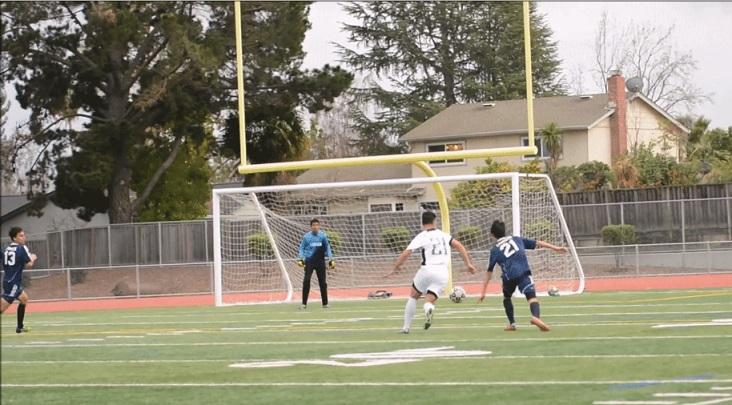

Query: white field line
[655,393,731,398]
[593,401,677,405]
[3,310,731,329]
[107,302,732,319]
[681,398,732,405]
[0,321,717,340]
[3,353,731,365]
[3,335,732,349]
[0,320,728,339]
[4,380,732,388]
[712,388,732,391]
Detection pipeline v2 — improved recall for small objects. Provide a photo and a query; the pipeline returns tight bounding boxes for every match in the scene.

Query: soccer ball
[548,285,560,296]
[449,286,466,303]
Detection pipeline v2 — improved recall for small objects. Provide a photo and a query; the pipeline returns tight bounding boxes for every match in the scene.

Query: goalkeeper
[297,218,334,309]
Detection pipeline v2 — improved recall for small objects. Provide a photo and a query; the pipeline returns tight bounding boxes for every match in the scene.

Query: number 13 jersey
[406,229,453,267]
[488,236,537,281]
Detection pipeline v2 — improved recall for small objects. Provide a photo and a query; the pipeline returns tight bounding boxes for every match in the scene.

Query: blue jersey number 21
[497,239,519,258]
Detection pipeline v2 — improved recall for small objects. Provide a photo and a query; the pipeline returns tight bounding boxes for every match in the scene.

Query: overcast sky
[3,2,731,133]
[302,2,732,128]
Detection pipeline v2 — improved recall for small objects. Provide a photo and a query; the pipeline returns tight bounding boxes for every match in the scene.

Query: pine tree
[340,2,564,155]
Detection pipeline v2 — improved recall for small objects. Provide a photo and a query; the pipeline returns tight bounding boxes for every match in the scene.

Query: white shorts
[412,265,449,297]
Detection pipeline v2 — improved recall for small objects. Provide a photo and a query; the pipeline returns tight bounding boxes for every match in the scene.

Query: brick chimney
[607,70,628,161]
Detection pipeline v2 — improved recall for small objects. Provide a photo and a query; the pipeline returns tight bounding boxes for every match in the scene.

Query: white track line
[4,380,732,388]
[4,335,732,349]
[3,353,730,365]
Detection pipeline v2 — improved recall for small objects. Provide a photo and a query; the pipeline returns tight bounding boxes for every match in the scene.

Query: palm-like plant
[541,122,563,173]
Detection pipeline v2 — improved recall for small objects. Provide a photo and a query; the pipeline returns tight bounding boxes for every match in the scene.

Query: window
[289,201,328,216]
[420,201,439,211]
[427,142,465,165]
[521,136,552,160]
[369,203,394,213]
[369,202,406,213]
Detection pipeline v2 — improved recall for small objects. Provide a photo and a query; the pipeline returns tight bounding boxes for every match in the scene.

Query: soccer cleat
[399,328,409,334]
[16,326,29,334]
[530,317,550,332]
[504,324,517,331]
[299,304,307,310]
[322,304,330,309]
[424,307,434,330]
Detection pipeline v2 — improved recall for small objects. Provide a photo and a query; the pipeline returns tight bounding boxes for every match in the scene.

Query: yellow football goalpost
[231,1,538,292]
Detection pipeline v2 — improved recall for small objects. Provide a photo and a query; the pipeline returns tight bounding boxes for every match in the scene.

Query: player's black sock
[503,298,515,324]
[529,302,540,318]
[17,303,26,328]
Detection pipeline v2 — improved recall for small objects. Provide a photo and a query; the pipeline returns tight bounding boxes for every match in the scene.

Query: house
[294,164,423,214]
[400,71,690,201]
[292,72,689,212]
[1,193,109,239]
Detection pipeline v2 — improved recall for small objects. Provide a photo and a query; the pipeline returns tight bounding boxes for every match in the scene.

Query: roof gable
[401,94,613,142]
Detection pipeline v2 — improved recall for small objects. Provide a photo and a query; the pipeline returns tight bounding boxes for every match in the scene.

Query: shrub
[523,219,555,240]
[454,226,483,249]
[601,224,637,245]
[577,161,614,190]
[381,226,411,253]
[247,233,273,259]
[550,166,582,192]
[324,230,341,255]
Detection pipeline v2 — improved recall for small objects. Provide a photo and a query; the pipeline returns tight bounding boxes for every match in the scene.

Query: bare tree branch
[131,136,184,213]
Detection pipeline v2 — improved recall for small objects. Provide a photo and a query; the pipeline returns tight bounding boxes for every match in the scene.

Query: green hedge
[381,226,411,253]
[601,224,637,245]
[455,226,482,249]
[248,233,274,259]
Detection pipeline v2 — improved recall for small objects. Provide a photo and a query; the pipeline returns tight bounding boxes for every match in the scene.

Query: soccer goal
[212,172,583,306]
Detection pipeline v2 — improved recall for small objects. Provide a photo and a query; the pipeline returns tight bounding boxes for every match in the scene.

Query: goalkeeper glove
[328,259,336,269]
[296,259,305,268]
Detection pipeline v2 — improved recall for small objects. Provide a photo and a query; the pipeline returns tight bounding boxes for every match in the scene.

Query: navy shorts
[502,273,536,299]
[2,281,23,304]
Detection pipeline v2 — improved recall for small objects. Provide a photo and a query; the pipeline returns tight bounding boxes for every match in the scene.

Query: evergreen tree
[340,2,564,155]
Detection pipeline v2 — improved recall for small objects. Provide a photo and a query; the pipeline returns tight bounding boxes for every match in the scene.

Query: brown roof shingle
[296,164,412,184]
[400,94,613,142]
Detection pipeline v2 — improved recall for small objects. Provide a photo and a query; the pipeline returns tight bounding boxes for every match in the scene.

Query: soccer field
[2,289,732,405]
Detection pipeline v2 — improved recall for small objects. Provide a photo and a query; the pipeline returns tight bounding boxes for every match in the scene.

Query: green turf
[2,289,732,404]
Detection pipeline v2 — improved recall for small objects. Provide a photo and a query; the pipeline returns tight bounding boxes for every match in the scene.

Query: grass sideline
[2,289,732,404]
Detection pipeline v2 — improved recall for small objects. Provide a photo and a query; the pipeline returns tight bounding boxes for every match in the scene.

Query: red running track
[3,273,732,314]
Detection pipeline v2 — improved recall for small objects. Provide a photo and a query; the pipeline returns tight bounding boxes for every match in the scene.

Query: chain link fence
[3,198,732,301]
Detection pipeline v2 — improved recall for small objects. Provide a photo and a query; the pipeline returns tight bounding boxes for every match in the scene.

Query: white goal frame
[212,172,584,306]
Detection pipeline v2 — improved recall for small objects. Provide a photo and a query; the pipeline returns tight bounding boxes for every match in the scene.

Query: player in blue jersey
[297,218,335,309]
[477,220,568,332]
[2,227,38,333]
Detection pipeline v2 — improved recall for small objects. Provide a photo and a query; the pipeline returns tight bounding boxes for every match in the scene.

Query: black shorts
[2,281,23,304]
[502,273,536,299]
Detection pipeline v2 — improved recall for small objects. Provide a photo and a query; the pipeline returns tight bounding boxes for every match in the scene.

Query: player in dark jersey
[2,226,38,333]
[477,220,568,332]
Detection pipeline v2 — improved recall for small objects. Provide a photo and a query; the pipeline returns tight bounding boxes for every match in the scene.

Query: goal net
[212,172,583,305]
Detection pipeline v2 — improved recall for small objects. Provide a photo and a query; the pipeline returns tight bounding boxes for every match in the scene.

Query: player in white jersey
[388,212,477,333]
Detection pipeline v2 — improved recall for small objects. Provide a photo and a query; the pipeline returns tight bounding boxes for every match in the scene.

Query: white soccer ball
[449,286,466,303]
[548,285,560,296]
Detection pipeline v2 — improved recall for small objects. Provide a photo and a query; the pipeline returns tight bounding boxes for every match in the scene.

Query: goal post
[212,172,584,306]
